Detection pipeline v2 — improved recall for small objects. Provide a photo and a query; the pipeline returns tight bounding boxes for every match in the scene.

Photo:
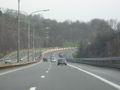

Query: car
[58,53,64,58]
[19,58,24,61]
[51,58,56,63]
[50,56,56,63]
[57,58,67,65]
[43,58,48,62]
[4,59,12,64]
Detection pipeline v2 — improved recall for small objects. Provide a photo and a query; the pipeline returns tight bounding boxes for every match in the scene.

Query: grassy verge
[63,42,79,47]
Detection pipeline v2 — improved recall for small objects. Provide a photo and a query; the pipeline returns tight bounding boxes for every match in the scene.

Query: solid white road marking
[29,87,37,90]
[41,75,45,78]
[0,61,42,76]
[68,64,120,90]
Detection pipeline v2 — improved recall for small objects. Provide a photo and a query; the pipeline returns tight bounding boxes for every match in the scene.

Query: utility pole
[27,21,30,62]
[17,0,20,63]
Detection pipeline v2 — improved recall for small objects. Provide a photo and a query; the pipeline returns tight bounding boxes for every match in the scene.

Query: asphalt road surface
[0,52,120,90]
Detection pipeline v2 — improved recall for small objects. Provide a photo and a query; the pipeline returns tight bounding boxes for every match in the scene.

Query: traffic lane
[36,63,116,90]
[47,50,120,89]
[61,48,120,86]
[0,61,50,90]
[69,62,120,86]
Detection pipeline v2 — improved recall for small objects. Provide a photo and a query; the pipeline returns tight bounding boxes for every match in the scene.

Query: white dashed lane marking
[46,62,52,73]
[29,87,37,90]
[41,75,45,78]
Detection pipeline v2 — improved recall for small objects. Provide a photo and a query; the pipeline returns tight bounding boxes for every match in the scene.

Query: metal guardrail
[67,57,120,68]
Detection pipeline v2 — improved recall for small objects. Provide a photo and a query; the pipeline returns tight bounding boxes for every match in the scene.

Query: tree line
[76,19,120,58]
[0,8,120,58]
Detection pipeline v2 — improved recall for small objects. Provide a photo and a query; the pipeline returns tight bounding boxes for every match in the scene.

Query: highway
[0,51,120,90]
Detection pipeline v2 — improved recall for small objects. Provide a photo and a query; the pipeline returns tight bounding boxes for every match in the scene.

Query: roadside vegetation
[63,42,79,47]
[76,20,120,58]
[0,8,120,58]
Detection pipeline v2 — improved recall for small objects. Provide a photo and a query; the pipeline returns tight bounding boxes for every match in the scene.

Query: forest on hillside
[0,8,120,58]
[76,19,120,58]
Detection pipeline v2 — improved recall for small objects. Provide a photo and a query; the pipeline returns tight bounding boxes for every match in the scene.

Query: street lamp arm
[30,9,50,15]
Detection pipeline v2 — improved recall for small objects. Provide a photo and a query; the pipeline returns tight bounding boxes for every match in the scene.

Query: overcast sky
[0,0,120,22]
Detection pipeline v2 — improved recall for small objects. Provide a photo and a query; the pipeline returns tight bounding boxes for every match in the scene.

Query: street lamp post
[27,9,49,62]
[45,27,50,47]
[17,0,20,63]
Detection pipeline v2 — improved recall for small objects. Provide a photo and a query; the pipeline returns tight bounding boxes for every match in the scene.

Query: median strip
[0,61,38,69]
[0,61,41,76]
